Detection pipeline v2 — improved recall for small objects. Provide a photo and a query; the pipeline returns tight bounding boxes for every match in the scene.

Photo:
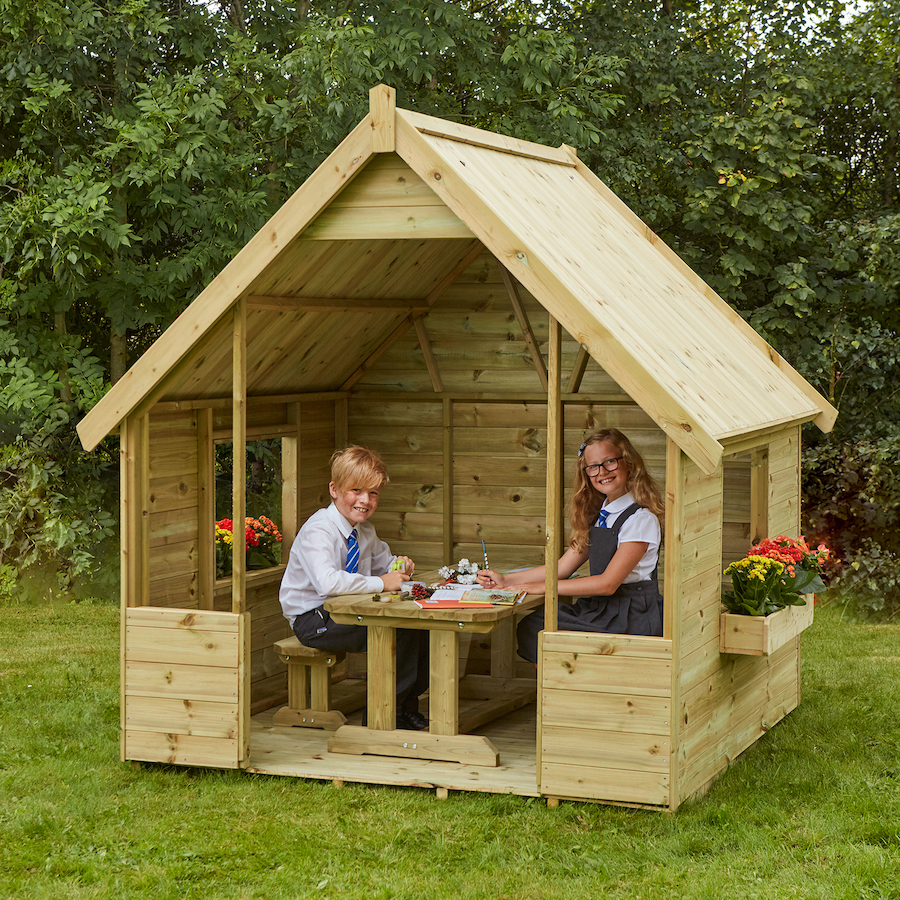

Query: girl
[476,429,664,663]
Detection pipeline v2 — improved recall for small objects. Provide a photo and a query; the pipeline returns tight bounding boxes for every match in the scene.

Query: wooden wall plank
[541,688,671,734]
[125,696,239,739]
[543,651,672,696]
[125,660,240,701]
[124,731,241,768]
[330,156,437,208]
[542,725,670,773]
[125,625,240,666]
[148,540,200,581]
[301,205,475,241]
[540,763,669,806]
[543,632,673,659]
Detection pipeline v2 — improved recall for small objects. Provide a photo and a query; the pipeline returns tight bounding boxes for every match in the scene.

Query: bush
[0,418,117,602]
[803,437,900,620]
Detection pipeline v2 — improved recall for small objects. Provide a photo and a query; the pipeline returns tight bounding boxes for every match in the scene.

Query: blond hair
[330,445,389,492]
[568,429,664,553]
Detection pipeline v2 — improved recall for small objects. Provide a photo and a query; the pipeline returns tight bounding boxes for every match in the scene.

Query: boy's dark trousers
[292,607,429,713]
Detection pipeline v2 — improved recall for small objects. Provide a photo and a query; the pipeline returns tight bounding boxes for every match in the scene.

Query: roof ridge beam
[398,108,577,167]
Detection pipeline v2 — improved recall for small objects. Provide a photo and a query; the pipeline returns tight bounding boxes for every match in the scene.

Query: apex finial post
[369,84,396,153]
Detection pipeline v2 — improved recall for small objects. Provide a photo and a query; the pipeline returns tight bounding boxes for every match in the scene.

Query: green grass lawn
[1,601,899,899]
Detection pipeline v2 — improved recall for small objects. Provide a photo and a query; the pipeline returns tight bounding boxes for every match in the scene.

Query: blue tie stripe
[346,529,359,574]
[597,509,610,528]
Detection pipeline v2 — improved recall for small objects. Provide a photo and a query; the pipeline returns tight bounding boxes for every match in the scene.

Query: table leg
[490,616,516,679]
[367,625,396,731]
[429,630,459,735]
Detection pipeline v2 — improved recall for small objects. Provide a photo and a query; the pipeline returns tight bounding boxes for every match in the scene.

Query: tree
[0,0,624,592]
[2,0,897,608]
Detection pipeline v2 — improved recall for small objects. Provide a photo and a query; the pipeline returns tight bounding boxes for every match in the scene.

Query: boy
[279,445,429,730]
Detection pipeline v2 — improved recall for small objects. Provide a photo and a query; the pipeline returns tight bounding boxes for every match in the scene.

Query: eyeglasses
[583,457,624,477]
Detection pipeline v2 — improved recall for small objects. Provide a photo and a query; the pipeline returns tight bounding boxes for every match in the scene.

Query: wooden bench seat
[271,636,366,730]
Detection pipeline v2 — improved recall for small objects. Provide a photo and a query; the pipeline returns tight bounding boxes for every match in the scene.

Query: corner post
[544,316,563,631]
[369,84,396,153]
[232,297,247,615]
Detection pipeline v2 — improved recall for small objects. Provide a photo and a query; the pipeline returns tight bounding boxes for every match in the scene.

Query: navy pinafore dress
[516,503,663,664]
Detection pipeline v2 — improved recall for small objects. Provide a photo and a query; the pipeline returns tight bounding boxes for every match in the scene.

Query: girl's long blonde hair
[568,429,665,553]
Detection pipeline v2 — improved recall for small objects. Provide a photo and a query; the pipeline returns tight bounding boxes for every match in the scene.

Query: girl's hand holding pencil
[476,569,507,589]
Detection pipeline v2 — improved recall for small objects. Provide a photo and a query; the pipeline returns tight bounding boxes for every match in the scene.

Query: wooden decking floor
[248,681,540,796]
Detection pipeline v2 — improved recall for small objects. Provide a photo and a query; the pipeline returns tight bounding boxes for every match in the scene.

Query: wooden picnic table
[324,588,543,767]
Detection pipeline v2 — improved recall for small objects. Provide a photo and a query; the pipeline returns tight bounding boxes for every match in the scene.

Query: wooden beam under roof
[567,345,590,394]
[414,317,444,392]
[500,268,548,392]
[246,296,431,313]
[341,239,484,391]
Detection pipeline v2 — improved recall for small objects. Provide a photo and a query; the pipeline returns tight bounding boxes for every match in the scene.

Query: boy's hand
[391,556,415,577]
[381,570,408,592]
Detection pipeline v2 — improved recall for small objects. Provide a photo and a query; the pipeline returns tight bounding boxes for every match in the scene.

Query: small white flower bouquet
[438,558,480,585]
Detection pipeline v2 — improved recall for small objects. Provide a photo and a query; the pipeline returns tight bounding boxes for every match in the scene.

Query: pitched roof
[78,87,835,473]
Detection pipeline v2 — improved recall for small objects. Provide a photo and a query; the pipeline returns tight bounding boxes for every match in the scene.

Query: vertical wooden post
[443,397,454,565]
[120,413,148,762]
[232,299,247,615]
[544,316,563,632]
[197,407,215,609]
[282,402,302,552]
[663,438,684,810]
[335,396,349,449]
[121,414,149,611]
[429,631,458,735]
[369,84,396,153]
[750,447,769,544]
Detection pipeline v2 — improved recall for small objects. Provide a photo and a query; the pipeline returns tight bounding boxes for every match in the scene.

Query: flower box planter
[719,598,815,656]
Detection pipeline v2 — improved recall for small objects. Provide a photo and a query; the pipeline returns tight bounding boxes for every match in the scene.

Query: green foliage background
[1,0,898,612]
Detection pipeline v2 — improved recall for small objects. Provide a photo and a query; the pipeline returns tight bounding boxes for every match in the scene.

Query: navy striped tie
[346,529,359,573]
[597,509,610,528]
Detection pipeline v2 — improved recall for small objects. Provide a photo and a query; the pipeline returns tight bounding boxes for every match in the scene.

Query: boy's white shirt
[279,502,395,625]
[596,492,661,583]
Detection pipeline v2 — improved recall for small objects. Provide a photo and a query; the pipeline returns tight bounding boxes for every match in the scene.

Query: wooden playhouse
[77,86,836,809]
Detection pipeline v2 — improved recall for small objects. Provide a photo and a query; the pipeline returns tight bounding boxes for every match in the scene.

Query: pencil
[482,539,489,571]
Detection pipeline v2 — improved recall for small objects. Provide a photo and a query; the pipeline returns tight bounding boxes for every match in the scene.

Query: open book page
[413,596,493,609]
[429,588,527,605]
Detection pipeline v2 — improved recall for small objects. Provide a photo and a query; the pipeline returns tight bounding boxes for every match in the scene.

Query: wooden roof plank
[436,142,791,436]
[340,239,484,391]
[395,110,726,474]
[405,123,827,445]
[568,155,836,433]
